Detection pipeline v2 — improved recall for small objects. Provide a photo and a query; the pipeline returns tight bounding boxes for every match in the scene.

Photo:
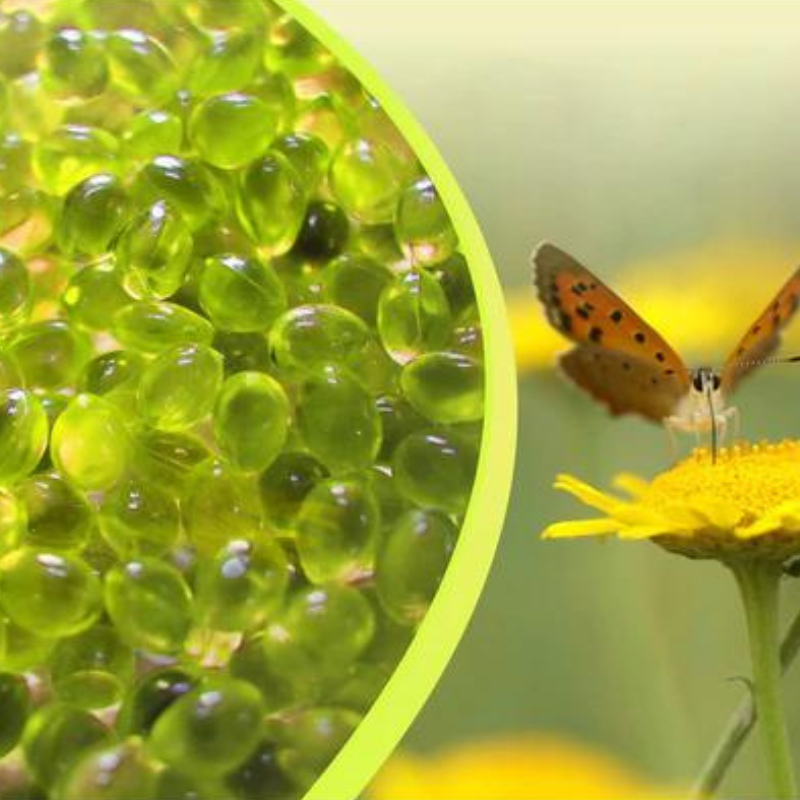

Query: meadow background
[307,2,800,795]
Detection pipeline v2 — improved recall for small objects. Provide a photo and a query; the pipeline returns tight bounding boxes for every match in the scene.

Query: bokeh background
[307,2,800,796]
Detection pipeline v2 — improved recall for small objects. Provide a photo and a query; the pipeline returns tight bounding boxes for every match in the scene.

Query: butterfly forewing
[721,266,800,392]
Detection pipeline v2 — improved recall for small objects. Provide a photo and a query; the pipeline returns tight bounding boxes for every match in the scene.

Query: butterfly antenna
[705,378,718,465]
[736,354,800,368]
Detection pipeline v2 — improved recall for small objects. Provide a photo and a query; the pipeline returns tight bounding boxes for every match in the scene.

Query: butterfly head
[690,367,722,396]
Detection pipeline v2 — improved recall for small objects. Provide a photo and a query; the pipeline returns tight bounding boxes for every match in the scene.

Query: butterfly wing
[533,243,691,419]
[721,266,800,393]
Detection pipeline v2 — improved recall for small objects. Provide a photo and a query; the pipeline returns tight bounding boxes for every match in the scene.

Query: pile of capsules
[0,1,484,797]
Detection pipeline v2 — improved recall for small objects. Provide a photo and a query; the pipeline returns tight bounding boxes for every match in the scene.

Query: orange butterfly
[532,243,800,455]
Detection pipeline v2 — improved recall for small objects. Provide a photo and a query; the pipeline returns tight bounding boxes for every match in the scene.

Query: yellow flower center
[645,441,800,523]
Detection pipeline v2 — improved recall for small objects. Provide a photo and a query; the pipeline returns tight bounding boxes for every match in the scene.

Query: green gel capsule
[395,177,457,266]
[189,92,277,170]
[135,155,225,232]
[104,557,193,654]
[272,132,329,191]
[32,124,118,196]
[363,465,408,530]
[376,509,457,625]
[121,109,183,163]
[199,253,287,333]
[269,304,369,375]
[57,173,129,257]
[0,10,43,77]
[0,388,48,485]
[264,14,334,79]
[292,201,349,262]
[392,429,478,514]
[228,633,295,712]
[55,737,159,800]
[117,667,196,735]
[297,369,382,472]
[115,201,193,300]
[113,301,214,354]
[433,252,477,322]
[51,394,129,491]
[185,0,270,33]
[138,343,223,431]
[237,151,306,255]
[296,477,380,584]
[213,331,271,374]
[150,676,266,777]
[98,477,180,558]
[0,487,25,553]
[375,394,425,460]
[258,451,327,532]
[62,261,132,331]
[183,459,262,555]
[23,703,111,790]
[0,672,29,757]
[154,769,223,800]
[0,247,32,332]
[195,537,289,632]
[48,624,134,710]
[0,187,56,255]
[322,253,393,326]
[0,548,102,637]
[225,738,296,800]
[214,372,290,473]
[0,614,54,673]
[187,29,262,97]
[377,269,452,363]
[329,137,403,224]
[43,28,108,98]
[18,473,92,551]
[131,428,209,491]
[452,322,483,360]
[106,29,177,104]
[8,71,62,141]
[0,132,32,195]
[80,350,143,410]
[9,320,91,391]
[400,351,484,423]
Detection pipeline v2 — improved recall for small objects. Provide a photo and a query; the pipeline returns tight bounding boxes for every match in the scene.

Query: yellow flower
[544,441,800,561]
[368,736,673,800]
[510,238,800,374]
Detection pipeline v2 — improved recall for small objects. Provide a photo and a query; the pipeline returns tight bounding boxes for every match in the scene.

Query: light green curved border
[274,3,518,799]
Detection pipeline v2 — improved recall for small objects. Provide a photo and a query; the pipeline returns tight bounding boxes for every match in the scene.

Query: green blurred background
[307,2,800,795]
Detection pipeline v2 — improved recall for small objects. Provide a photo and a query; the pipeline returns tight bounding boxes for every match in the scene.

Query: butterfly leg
[664,416,680,463]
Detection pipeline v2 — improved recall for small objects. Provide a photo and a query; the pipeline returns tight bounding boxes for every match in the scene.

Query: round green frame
[275,2,518,798]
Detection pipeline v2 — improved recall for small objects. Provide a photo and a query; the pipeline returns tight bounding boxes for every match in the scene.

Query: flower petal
[553,474,622,516]
[542,518,620,539]
[736,500,800,539]
[612,473,649,498]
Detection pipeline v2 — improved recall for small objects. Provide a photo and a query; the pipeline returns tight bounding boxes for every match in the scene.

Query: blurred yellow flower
[368,735,672,800]
[511,238,800,374]
[545,440,800,561]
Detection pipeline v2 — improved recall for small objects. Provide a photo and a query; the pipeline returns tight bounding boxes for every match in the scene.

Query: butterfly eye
[692,374,704,392]
[712,374,721,390]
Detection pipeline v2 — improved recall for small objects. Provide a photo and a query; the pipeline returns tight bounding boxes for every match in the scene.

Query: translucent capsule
[272,132,329,191]
[113,301,214,354]
[115,201,193,299]
[121,109,183,163]
[322,253,393,326]
[0,672,29,757]
[225,738,296,800]
[433,252,477,322]
[0,388,48,485]
[264,14,334,79]
[401,351,484,423]
[377,269,452,363]
[42,28,108,98]
[374,394,425,460]
[269,304,369,375]
[194,537,289,632]
[106,29,177,104]
[236,151,306,254]
[258,451,327,532]
[329,137,403,224]
[213,372,290,473]
[149,675,266,776]
[395,177,457,266]
[0,10,43,77]
[0,614,54,673]
[0,247,32,332]
[297,369,382,471]
[55,738,159,800]
[57,173,129,257]
[296,477,380,584]
[135,155,226,232]
[117,667,197,735]
[138,343,223,431]
[363,465,408,530]
[104,558,193,654]
[0,548,102,637]
[22,703,111,790]
[292,200,349,262]
[48,624,135,709]
[18,473,92,551]
[98,477,181,558]
[189,92,277,170]
[187,29,262,97]
[392,429,478,514]
[376,509,457,625]
[62,261,132,332]
[199,253,287,333]
[51,394,129,491]
[213,331,271,374]
[0,132,32,195]
[131,428,209,492]
[228,633,295,711]
[0,187,56,255]
[155,769,223,800]
[32,124,118,196]
[183,459,262,555]
[0,487,25,553]
[9,319,91,391]
[80,350,143,410]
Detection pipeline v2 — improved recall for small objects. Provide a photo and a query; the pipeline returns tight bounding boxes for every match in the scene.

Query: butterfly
[532,243,800,455]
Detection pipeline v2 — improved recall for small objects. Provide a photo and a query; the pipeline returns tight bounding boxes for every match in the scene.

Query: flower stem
[691,605,800,798]
[729,560,797,800]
